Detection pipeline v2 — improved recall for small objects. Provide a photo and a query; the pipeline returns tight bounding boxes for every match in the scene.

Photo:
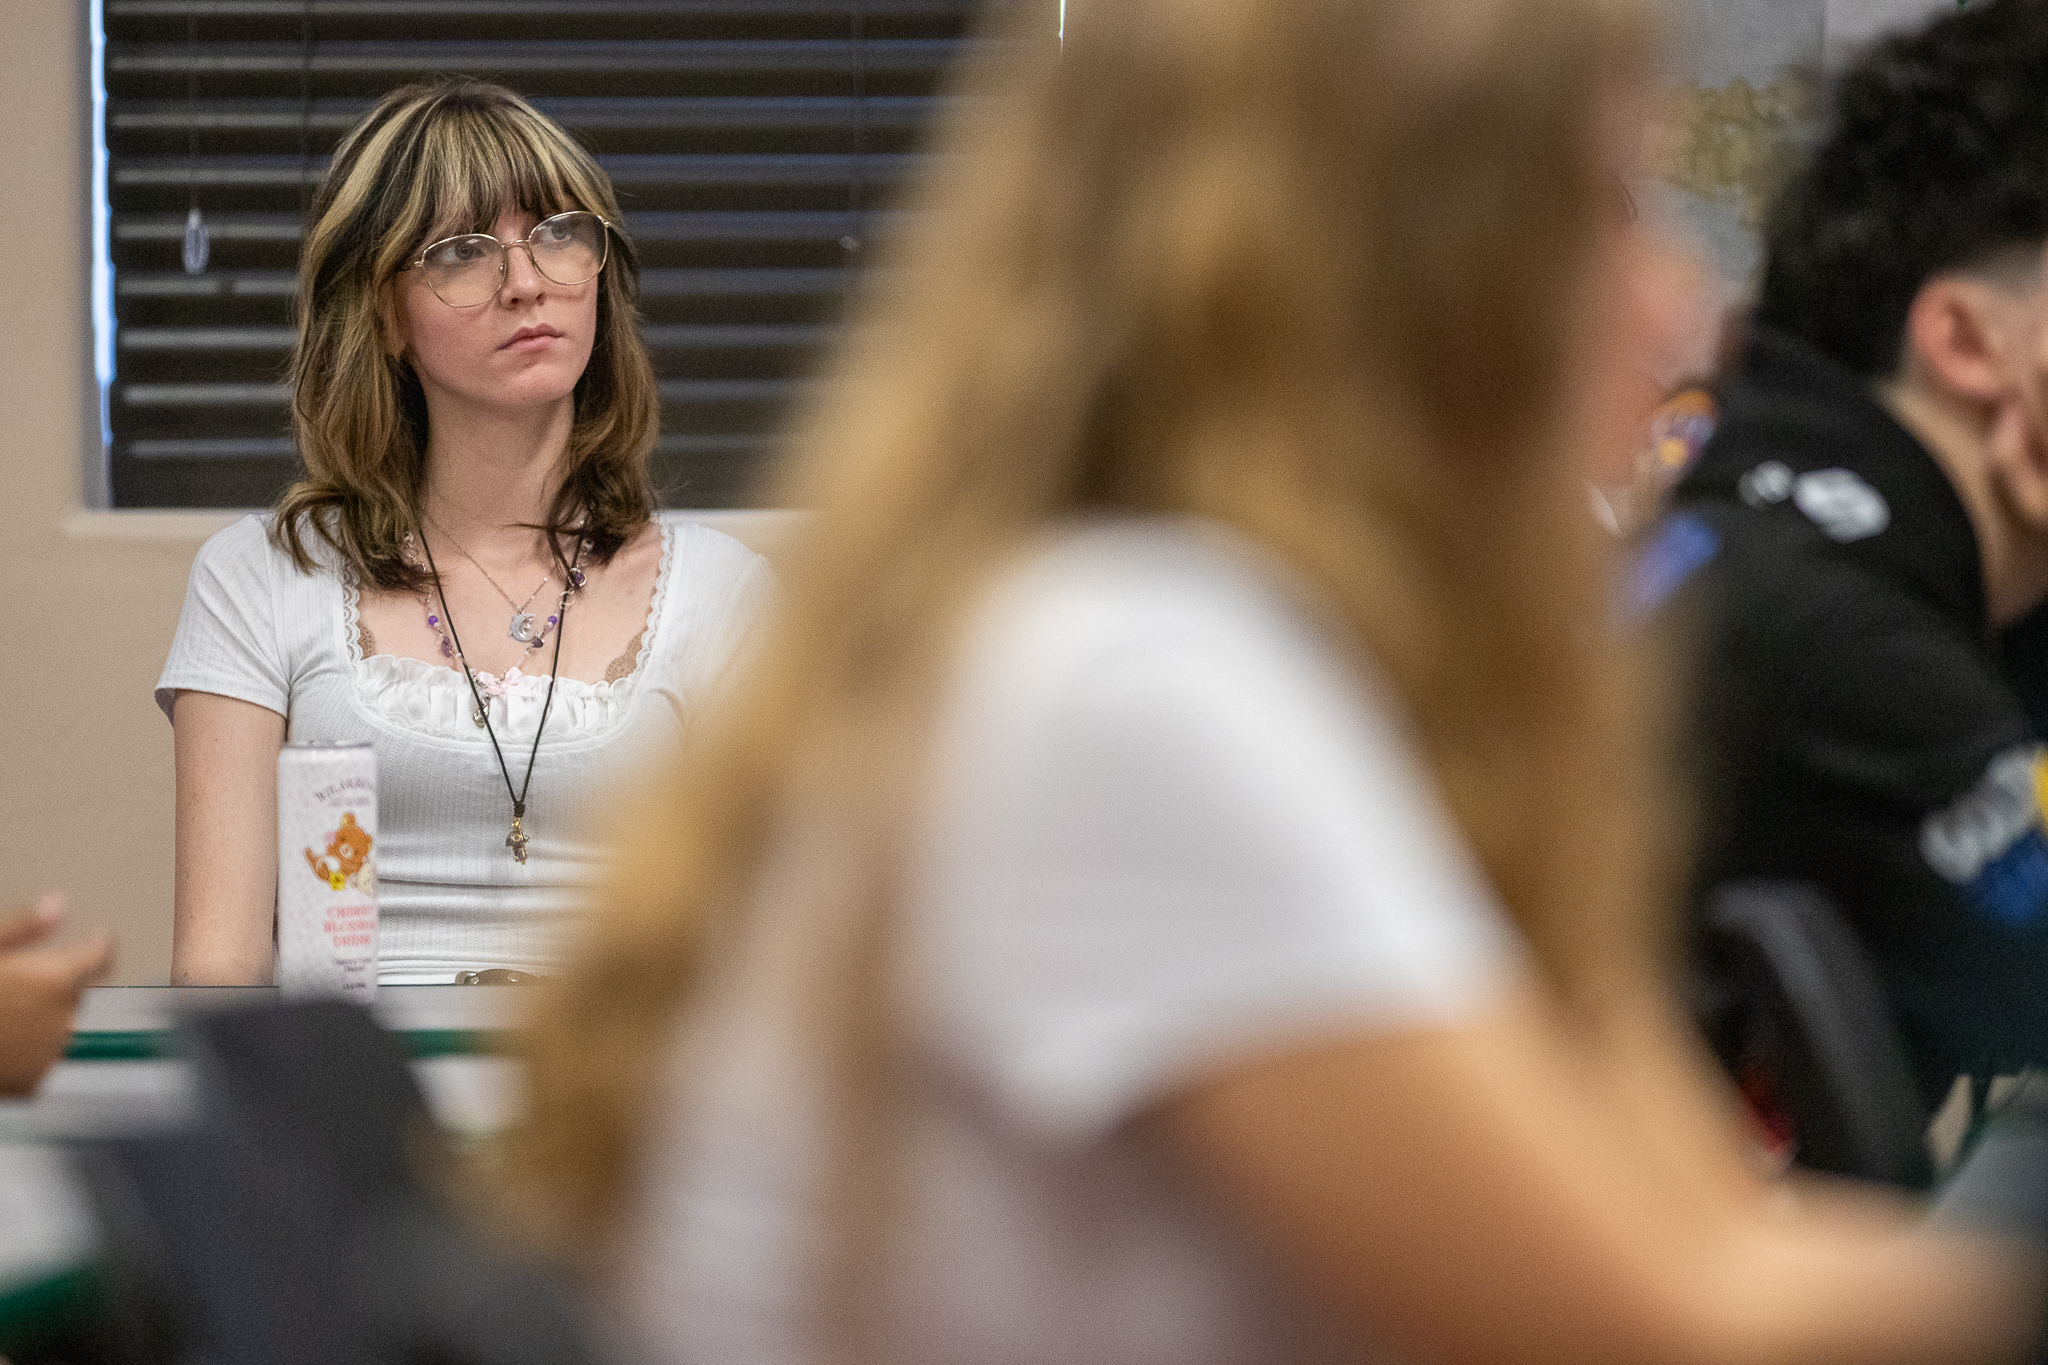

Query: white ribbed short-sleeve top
[157,512,772,983]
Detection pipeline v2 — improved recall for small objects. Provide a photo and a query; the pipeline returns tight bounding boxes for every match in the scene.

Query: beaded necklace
[406,532,591,724]
[422,513,585,649]
[407,529,589,864]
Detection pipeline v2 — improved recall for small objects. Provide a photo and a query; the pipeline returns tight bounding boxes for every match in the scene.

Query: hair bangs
[376,93,611,276]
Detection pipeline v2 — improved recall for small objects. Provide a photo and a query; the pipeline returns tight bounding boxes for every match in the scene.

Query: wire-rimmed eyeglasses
[399,210,614,307]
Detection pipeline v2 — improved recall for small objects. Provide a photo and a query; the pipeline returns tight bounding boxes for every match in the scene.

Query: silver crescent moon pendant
[509,612,537,643]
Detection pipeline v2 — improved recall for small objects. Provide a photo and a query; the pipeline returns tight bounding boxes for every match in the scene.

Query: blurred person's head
[1758,0,2048,622]
[1758,0,2048,382]
[1576,187,1723,497]
[274,78,659,589]
[516,0,1661,1249]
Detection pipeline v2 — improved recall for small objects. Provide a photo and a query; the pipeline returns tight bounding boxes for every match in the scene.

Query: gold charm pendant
[506,815,530,864]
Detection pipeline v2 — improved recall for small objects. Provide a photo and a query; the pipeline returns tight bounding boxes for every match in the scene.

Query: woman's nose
[499,241,547,301]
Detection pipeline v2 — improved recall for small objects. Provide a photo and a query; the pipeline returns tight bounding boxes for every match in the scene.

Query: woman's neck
[419,398,575,537]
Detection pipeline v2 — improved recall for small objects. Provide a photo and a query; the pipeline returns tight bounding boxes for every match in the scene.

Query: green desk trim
[65,1028,513,1061]
[0,1264,99,1353]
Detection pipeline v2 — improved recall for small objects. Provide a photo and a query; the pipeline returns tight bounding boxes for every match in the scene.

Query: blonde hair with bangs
[275,78,658,587]
[515,0,1678,1275]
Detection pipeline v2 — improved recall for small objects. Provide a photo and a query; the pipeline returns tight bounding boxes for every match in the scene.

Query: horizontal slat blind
[102,0,1004,509]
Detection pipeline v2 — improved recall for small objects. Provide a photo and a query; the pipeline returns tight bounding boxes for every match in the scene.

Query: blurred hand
[0,894,115,1096]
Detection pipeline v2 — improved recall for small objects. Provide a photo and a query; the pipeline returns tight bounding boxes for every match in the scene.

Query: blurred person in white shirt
[506,1,2048,1361]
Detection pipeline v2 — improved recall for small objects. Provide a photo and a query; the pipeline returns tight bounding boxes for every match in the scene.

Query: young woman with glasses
[157,80,771,986]
[510,0,2045,1360]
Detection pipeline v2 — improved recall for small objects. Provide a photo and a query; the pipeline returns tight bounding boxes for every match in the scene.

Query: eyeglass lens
[418,211,608,306]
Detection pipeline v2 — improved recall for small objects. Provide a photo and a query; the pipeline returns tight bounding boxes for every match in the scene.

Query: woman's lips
[500,325,565,351]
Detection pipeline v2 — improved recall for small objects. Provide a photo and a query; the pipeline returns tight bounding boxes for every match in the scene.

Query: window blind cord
[844,0,868,266]
[182,14,208,274]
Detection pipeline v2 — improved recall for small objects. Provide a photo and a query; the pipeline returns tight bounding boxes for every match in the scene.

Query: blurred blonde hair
[515,0,1666,1262]
[275,78,658,587]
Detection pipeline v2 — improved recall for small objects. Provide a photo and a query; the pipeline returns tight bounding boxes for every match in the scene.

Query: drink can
[277,741,379,1001]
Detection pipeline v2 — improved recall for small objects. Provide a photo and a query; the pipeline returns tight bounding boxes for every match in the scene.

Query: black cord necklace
[418,529,583,864]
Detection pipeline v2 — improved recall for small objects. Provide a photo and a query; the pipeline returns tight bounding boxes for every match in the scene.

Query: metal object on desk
[454,969,542,986]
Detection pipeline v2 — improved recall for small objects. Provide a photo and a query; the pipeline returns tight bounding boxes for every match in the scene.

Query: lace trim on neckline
[342,518,677,743]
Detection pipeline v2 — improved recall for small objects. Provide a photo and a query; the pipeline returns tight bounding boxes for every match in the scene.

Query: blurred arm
[1146,983,2041,1365]
[0,894,115,1095]
[172,689,285,985]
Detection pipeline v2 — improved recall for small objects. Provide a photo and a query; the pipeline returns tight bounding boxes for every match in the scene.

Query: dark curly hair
[1757,0,2048,378]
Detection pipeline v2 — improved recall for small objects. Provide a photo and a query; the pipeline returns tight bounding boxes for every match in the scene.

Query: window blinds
[101,0,995,509]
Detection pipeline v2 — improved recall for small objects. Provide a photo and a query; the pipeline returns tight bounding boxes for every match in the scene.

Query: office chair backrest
[1697,880,1932,1188]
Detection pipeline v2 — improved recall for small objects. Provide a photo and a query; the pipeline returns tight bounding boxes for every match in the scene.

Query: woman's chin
[429,375,584,420]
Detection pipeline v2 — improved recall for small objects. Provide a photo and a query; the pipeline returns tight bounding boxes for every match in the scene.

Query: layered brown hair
[273,78,659,588]
[515,0,1666,1262]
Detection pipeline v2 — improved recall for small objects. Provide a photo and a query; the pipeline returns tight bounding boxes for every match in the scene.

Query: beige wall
[0,5,789,983]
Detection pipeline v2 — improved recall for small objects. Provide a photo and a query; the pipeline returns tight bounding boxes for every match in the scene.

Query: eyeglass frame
[396,210,618,305]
